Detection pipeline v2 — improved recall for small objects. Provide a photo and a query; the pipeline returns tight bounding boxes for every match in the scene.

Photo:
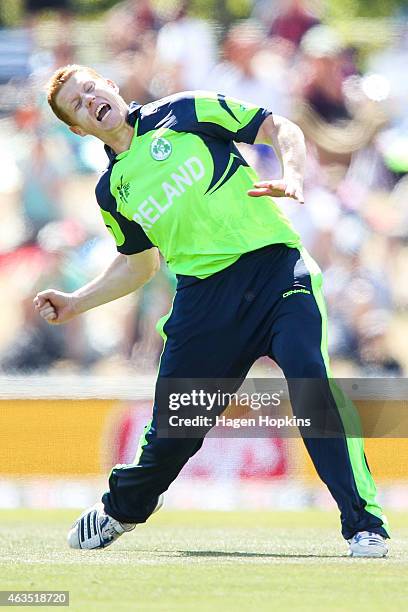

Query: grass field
[0,509,407,611]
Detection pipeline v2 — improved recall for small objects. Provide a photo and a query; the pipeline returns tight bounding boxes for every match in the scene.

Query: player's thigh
[158,313,256,379]
[269,291,327,379]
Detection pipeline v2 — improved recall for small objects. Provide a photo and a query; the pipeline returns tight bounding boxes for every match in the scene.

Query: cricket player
[34,64,389,557]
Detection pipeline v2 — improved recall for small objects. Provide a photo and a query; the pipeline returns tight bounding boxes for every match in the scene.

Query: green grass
[0,509,407,611]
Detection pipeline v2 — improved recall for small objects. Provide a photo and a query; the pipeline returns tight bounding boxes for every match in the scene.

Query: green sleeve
[193,91,272,144]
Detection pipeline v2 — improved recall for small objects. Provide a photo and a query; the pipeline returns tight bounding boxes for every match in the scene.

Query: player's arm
[33,248,160,325]
[184,92,305,202]
[248,114,306,203]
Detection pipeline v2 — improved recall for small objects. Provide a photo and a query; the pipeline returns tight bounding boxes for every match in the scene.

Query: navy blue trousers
[102,245,389,540]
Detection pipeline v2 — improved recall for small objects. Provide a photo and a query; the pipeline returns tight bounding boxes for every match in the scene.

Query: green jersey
[96,91,301,278]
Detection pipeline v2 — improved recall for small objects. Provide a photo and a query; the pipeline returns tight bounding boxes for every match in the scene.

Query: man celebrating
[34,64,389,557]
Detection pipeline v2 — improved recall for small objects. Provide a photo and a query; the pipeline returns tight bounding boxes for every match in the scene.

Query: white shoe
[67,494,164,550]
[348,531,388,558]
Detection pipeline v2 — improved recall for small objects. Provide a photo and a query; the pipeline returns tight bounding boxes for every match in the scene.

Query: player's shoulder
[138,91,196,135]
[140,90,193,113]
[137,91,217,135]
[141,90,219,115]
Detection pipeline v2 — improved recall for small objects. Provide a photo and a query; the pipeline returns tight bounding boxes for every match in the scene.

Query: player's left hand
[248,179,304,203]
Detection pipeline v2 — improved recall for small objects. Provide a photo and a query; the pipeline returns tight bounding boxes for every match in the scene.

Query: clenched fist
[33,290,79,325]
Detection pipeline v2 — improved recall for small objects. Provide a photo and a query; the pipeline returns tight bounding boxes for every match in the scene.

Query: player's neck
[103,123,135,155]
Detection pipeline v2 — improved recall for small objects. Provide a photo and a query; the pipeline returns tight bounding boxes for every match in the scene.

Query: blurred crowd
[1,0,408,377]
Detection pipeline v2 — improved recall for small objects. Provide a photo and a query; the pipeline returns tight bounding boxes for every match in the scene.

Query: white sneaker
[67,494,164,550]
[348,531,388,558]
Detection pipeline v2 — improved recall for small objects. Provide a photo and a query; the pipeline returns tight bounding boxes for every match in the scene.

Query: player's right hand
[33,290,78,325]
[248,179,304,203]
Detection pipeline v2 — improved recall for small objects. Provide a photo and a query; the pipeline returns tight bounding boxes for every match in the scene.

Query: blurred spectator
[0,291,67,373]
[153,1,216,95]
[106,0,162,55]
[268,0,321,48]
[19,134,65,241]
[292,25,388,172]
[0,237,86,373]
[208,20,289,115]
[104,0,161,104]
[323,233,403,376]
[297,25,352,122]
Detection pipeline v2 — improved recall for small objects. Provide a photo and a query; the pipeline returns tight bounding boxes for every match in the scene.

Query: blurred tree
[152,0,251,28]
[3,0,407,25]
[70,0,119,14]
[326,0,407,20]
[191,0,251,24]
[0,0,24,25]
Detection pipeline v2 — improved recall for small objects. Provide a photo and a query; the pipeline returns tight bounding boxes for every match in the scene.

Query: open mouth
[95,103,111,122]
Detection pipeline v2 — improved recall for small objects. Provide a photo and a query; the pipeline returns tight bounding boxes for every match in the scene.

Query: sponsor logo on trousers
[282,288,311,298]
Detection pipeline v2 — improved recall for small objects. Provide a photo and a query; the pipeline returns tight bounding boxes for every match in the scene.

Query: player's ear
[69,125,87,137]
[106,79,119,93]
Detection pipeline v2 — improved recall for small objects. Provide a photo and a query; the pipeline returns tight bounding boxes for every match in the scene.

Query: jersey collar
[103,101,141,162]
[127,101,142,127]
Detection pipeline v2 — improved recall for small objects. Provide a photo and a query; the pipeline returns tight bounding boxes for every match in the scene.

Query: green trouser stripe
[131,300,175,465]
[133,419,153,464]
[300,247,389,533]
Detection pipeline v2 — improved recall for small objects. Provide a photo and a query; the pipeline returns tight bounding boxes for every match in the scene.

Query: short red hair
[46,64,102,125]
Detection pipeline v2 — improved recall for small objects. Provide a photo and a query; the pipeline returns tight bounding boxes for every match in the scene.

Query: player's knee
[281,351,327,379]
[300,358,327,378]
[144,437,202,463]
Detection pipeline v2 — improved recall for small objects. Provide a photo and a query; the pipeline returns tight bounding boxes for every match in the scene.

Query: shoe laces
[354,531,383,544]
[99,515,122,542]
